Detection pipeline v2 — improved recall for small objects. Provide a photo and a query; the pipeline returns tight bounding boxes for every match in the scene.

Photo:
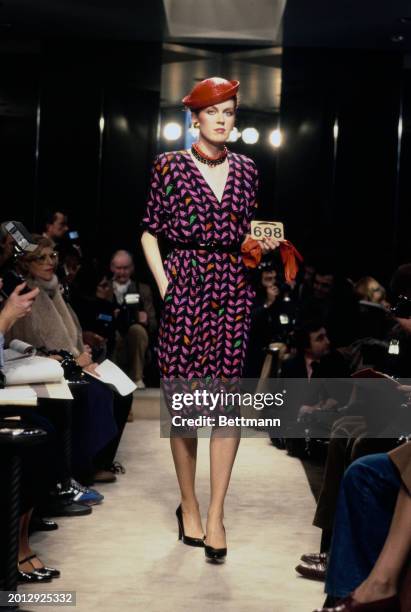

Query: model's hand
[260,236,280,255]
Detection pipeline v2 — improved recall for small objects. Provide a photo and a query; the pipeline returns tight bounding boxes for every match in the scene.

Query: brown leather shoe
[313,593,400,611]
[301,552,328,565]
[295,560,326,581]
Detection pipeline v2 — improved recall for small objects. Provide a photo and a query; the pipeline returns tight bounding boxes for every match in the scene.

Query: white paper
[4,356,64,385]
[30,379,73,400]
[85,359,137,396]
[5,339,36,362]
[0,386,37,406]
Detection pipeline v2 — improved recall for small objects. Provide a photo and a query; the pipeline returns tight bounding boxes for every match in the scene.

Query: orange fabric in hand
[241,237,262,269]
[279,240,304,283]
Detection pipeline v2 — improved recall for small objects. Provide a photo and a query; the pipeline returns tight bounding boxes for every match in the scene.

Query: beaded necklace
[191,142,228,167]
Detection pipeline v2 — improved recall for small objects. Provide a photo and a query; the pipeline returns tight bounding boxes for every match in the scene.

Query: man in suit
[110,250,157,389]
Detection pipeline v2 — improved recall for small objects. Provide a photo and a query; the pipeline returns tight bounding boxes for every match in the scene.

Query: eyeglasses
[32,252,58,264]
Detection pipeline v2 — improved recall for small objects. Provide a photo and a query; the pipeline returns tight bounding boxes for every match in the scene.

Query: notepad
[0,387,37,406]
[84,359,137,396]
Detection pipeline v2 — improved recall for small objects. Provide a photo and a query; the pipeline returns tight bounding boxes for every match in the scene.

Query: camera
[1,221,38,256]
[391,295,411,319]
[0,269,31,299]
[0,221,38,298]
[124,293,140,306]
[116,293,144,335]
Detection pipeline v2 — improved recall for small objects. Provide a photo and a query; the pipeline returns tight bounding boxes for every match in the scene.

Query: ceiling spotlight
[242,127,259,145]
[399,17,411,24]
[227,127,241,142]
[391,34,405,43]
[269,128,282,148]
[163,122,182,141]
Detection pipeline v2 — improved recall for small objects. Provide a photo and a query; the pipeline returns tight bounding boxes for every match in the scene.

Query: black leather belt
[169,240,242,253]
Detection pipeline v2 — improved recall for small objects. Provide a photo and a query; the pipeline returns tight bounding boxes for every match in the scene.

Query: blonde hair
[354,276,386,303]
[16,235,56,277]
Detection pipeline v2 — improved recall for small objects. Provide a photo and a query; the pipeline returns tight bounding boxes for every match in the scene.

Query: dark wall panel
[0,39,162,264]
[100,85,160,263]
[0,57,38,226]
[278,48,402,282]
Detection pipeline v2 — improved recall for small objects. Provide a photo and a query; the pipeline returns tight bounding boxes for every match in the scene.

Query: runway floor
[22,391,325,612]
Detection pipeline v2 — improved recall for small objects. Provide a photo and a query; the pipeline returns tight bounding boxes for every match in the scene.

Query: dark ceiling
[284,0,411,51]
[1,0,411,51]
[0,0,167,40]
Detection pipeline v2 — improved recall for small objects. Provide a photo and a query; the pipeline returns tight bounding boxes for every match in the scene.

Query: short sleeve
[140,155,166,237]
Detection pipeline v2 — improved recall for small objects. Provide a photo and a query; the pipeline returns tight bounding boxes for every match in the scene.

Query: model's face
[111,256,133,284]
[193,99,236,145]
[28,247,58,281]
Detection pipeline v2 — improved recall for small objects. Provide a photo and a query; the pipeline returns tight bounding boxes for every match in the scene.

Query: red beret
[182,77,240,110]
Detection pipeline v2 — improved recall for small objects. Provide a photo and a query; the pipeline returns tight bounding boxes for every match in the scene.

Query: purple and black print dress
[140,148,259,389]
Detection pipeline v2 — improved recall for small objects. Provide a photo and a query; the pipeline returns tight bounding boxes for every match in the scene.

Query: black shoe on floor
[40,499,92,517]
[29,516,59,534]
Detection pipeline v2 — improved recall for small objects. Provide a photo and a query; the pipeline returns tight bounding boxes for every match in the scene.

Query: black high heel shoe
[176,504,205,547]
[204,525,227,563]
[19,554,60,579]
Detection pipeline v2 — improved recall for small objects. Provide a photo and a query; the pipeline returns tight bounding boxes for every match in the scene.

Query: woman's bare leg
[205,426,241,548]
[18,508,51,571]
[353,486,411,602]
[18,509,35,572]
[170,435,204,538]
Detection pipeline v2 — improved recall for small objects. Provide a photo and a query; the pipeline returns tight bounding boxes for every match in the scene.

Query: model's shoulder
[230,151,258,171]
[154,149,187,163]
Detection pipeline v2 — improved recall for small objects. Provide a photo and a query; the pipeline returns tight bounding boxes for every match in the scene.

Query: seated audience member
[41,211,82,290]
[297,264,411,582]
[296,258,316,302]
[278,320,351,459]
[59,244,82,292]
[0,279,62,582]
[354,276,390,309]
[71,263,116,360]
[42,210,69,245]
[315,442,411,611]
[6,236,118,485]
[354,276,392,340]
[299,264,360,348]
[110,249,157,389]
[0,232,14,270]
[70,262,133,482]
[281,319,345,379]
[244,264,290,377]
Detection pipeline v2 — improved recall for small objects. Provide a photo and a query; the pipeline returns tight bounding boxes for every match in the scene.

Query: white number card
[250,221,284,241]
